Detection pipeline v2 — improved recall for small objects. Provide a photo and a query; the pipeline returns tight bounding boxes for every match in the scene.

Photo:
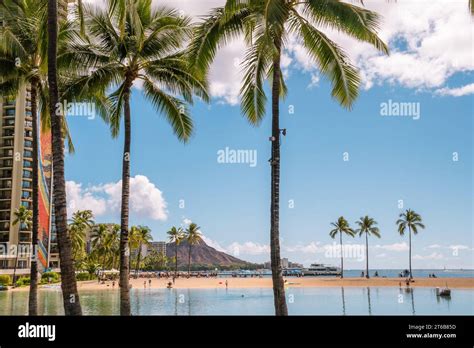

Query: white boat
[436,284,451,297]
[302,263,341,276]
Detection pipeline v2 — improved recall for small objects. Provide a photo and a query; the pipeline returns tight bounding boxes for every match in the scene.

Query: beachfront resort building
[0,0,76,275]
[263,259,304,270]
[144,242,167,257]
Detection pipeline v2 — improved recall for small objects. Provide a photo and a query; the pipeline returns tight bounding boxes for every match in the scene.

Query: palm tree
[68,210,94,261]
[91,224,110,276]
[185,223,202,276]
[134,226,153,277]
[67,0,208,316]
[396,209,425,279]
[1,0,78,315]
[329,216,355,278]
[110,224,120,269]
[355,216,381,279]
[47,0,82,316]
[190,0,387,316]
[167,227,184,280]
[11,206,33,286]
[0,0,45,314]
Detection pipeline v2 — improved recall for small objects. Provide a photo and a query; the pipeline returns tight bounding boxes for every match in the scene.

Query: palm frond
[303,0,388,54]
[293,14,360,109]
[142,77,193,142]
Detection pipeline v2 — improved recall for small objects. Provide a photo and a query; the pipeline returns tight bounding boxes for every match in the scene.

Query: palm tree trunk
[29,78,39,315]
[174,243,178,279]
[188,244,192,276]
[135,242,142,278]
[340,232,344,278]
[408,225,412,279]
[12,252,19,286]
[119,85,132,316]
[270,40,288,316]
[365,232,369,279]
[47,0,81,316]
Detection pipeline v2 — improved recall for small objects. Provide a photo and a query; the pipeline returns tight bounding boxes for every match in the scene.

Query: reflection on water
[366,287,372,315]
[0,287,471,316]
[341,287,346,315]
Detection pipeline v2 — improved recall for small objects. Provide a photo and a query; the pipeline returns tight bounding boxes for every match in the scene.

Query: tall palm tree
[396,209,425,279]
[66,0,208,315]
[134,226,152,277]
[190,0,387,315]
[185,223,202,276]
[167,227,184,280]
[355,216,381,279]
[1,0,78,316]
[329,216,355,278]
[0,0,45,315]
[47,0,82,316]
[11,206,33,286]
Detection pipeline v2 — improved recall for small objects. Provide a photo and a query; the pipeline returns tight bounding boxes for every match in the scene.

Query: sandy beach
[12,276,473,291]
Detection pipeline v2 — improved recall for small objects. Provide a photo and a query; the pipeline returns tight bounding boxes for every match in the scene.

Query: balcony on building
[1,139,14,148]
[0,180,12,189]
[2,119,15,127]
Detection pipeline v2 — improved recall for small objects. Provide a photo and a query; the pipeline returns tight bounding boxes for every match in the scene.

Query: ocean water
[0,287,472,315]
[342,269,474,278]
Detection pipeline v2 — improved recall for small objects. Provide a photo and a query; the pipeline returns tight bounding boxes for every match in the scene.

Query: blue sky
[66,0,473,269]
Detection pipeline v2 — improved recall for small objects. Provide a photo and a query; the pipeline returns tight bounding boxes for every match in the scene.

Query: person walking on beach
[225,280,228,289]
[144,281,147,289]
[148,279,152,288]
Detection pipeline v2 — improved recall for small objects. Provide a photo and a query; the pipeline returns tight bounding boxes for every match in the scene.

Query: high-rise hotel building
[0,0,75,275]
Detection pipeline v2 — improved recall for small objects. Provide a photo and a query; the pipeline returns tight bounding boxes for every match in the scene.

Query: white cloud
[66,181,107,216]
[448,245,470,251]
[413,252,444,260]
[182,218,192,226]
[67,175,168,221]
[426,244,442,249]
[226,241,270,255]
[200,235,227,253]
[284,242,324,254]
[375,242,409,252]
[436,83,474,97]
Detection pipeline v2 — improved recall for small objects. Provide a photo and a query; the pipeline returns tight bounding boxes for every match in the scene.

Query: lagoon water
[0,287,472,315]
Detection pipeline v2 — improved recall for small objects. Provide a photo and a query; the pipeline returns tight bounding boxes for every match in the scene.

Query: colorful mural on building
[37,128,52,270]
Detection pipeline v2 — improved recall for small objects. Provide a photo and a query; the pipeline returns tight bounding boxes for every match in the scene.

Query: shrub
[42,272,60,283]
[76,273,95,281]
[0,275,11,286]
[15,277,30,287]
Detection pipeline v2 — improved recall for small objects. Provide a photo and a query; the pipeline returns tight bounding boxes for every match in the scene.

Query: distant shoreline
[10,276,474,291]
